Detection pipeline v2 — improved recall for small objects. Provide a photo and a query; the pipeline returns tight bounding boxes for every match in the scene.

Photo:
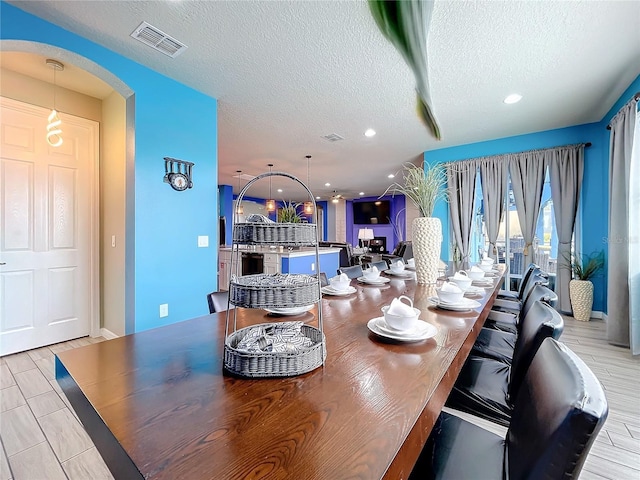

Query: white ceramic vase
[569,279,594,322]
[411,217,442,285]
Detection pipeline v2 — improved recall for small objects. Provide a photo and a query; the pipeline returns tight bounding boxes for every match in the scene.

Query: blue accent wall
[2,2,219,332]
[423,73,640,314]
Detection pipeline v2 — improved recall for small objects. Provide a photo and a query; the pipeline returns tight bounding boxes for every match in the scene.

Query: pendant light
[45,59,64,147]
[266,164,276,212]
[235,170,244,215]
[303,155,314,215]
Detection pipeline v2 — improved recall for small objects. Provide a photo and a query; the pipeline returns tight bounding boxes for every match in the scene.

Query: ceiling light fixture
[387,174,395,179]
[303,155,314,215]
[266,164,276,212]
[45,59,64,147]
[277,188,283,193]
[325,182,331,187]
[364,129,376,137]
[235,170,244,215]
[503,93,522,104]
[359,192,365,196]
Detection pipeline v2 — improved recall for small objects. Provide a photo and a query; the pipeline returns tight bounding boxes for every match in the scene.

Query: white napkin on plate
[407,258,415,268]
[392,260,404,271]
[364,266,380,278]
[470,265,484,274]
[330,273,350,290]
[387,297,414,316]
[440,282,462,293]
[332,273,348,283]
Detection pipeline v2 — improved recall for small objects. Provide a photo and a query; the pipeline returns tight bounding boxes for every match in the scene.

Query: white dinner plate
[265,305,314,316]
[357,276,391,285]
[321,285,357,296]
[463,285,486,296]
[427,297,482,312]
[472,278,494,287]
[386,270,414,277]
[367,317,437,342]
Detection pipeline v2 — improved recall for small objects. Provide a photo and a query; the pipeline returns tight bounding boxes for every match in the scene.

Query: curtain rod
[606,91,640,130]
[441,142,591,168]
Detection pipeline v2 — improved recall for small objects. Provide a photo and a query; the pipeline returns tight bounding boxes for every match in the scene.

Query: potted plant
[277,200,304,223]
[567,250,605,322]
[383,162,447,284]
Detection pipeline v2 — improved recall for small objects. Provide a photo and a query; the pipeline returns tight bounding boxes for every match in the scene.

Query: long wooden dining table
[56,266,506,480]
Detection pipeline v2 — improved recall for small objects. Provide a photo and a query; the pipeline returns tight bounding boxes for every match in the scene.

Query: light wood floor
[1,317,639,480]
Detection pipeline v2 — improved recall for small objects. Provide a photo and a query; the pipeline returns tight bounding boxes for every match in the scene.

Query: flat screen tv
[352,200,391,224]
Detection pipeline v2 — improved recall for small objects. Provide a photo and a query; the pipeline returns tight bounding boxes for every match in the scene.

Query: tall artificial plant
[383,163,447,218]
[368,0,441,139]
[568,251,605,281]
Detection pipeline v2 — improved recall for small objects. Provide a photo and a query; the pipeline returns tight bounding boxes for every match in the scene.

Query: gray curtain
[508,151,547,269]
[548,146,584,313]
[479,158,507,261]
[446,161,477,267]
[607,98,638,351]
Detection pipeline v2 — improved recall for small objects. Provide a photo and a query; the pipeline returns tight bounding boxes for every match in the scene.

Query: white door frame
[1,96,101,343]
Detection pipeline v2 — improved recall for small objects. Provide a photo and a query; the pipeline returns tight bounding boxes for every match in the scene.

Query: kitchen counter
[219,246,341,258]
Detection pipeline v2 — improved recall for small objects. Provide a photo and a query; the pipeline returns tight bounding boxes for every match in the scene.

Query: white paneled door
[0,97,98,356]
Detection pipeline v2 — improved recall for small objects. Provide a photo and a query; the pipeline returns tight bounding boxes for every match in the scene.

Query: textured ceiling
[5,0,640,200]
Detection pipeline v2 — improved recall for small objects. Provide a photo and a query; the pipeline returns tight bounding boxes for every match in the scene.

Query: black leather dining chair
[472,285,558,364]
[445,300,564,426]
[207,291,234,314]
[493,266,548,311]
[337,265,364,279]
[495,263,539,302]
[481,282,557,336]
[409,338,608,480]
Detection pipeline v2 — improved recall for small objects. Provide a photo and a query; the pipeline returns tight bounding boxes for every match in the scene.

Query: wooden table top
[56,266,505,480]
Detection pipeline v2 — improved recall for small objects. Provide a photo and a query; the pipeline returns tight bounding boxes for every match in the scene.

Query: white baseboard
[98,328,119,340]
[590,311,608,322]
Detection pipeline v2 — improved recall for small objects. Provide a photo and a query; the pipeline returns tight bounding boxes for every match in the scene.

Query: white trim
[98,328,119,340]
[590,311,607,322]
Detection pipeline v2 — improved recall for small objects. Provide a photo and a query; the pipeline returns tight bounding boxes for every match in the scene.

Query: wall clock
[163,157,194,191]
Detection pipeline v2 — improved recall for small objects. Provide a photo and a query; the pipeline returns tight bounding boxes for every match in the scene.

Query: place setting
[321,273,357,297]
[367,295,437,342]
[428,281,481,312]
[264,305,315,316]
[384,260,415,278]
[357,266,391,285]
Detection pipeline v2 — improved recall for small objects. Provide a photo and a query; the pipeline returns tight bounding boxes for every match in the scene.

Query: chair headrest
[507,338,608,479]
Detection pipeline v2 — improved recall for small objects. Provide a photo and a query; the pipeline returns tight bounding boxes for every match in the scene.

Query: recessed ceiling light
[503,93,522,104]
[325,182,331,187]
[387,174,395,179]
[277,188,283,193]
[364,129,376,137]
[316,196,321,200]
[359,192,364,196]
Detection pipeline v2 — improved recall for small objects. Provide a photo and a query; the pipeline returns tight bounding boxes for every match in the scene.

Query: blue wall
[424,73,640,314]
[1,3,219,332]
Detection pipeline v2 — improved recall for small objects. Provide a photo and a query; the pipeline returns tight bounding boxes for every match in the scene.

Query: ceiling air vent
[130,21,187,58]
[322,133,344,142]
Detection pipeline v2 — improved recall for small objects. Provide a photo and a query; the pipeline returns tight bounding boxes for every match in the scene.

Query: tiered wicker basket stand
[223,171,325,378]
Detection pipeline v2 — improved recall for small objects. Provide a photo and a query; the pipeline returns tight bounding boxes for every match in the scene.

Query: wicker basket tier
[224,323,325,378]
[233,222,316,246]
[229,273,320,308]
